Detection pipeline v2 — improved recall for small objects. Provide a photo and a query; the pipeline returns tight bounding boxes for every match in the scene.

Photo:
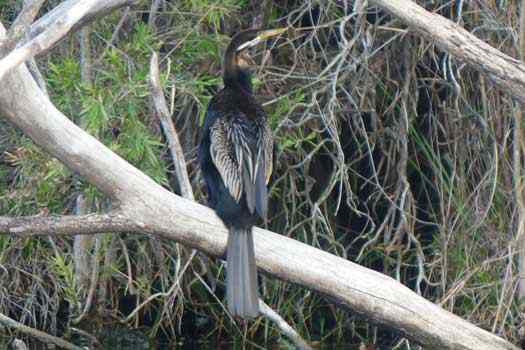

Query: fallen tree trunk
[0,22,518,350]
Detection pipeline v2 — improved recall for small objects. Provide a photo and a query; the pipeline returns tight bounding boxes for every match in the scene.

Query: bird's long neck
[224,51,253,94]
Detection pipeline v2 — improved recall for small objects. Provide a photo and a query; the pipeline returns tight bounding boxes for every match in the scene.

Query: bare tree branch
[148,0,163,31]
[72,22,96,325]
[26,57,48,96]
[149,52,194,200]
[27,0,137,42]
[0,213,134,236]
[0,0,103,81]
[72,234,102,324]
[0,313,83,350]
[73,196,94,290]
[370,0,525,104]
[2,0,46,51]
[0,0,138,81]
[78,26,93,86]
[259,300,313,350]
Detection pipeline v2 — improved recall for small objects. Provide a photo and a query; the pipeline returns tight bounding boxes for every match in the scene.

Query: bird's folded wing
[209,115,273,218]
[209,119,243,202]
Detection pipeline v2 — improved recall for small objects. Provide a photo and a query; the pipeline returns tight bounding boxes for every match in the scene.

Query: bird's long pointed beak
[236,28,287,52]
[258,28,287,41]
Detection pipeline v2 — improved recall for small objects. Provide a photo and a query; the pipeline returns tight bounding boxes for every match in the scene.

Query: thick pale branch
[0,0,138,80]
[27,0,138,43]
[370,0,525,104]
[0,213,134,236]
[0,0,101,81]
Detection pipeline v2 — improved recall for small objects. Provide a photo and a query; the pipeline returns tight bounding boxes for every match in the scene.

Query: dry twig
[0,313,83,350]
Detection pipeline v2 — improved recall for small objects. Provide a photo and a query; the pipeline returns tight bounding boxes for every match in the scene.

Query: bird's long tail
[226,226,259,318]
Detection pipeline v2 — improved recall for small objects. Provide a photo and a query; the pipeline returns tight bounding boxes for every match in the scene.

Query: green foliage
[51,254,80,307]
[48,59,83,116]
[177,32,222,66]
[182,0,244,30]
[124,22,160,58]
[0,0,19,22]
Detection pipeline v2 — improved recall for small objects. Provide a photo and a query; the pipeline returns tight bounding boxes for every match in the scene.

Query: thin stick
[259,300,314,350]
[0,313,83,350]
[148,0,163,31]
[73,233,102,324]
[149,52,194,200]
[516,0,525,303]
[72,22,97,325]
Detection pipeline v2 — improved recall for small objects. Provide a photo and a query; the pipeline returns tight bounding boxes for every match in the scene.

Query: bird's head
[223,28,287,90]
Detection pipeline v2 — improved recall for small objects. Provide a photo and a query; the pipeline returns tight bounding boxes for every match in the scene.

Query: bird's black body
[199,29,275,319]
[200,91,266,228]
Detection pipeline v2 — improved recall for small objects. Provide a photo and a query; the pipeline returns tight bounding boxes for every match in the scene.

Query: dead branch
[0,24,517,349]
[27,0,137,42]
[0,0,104,81]
[148,0,163,31]
[259,300,313,350]
[0,0,137,78]
[2,0,46,51]
[72,22,96,324]
[370,0,525,104]
[0,213,134,236]
[0,313,83,350]
[149,52,194,200]
[26,58,48,96]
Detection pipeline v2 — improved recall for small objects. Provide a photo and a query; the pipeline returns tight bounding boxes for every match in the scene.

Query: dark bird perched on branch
[199,28,286,319]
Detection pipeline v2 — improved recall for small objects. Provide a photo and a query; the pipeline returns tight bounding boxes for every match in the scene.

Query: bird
[199,28,286,319]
